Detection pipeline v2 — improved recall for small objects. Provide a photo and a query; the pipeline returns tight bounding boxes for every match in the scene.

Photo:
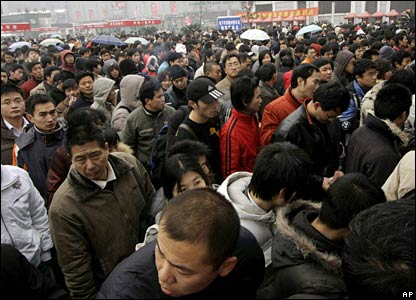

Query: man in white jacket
[1,164,53,269]
[217,142,313,267]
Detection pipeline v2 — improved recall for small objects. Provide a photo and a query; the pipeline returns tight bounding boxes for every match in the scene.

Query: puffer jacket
[1,165,53,267]
[346,114,409,187]
[49,152,155,299]
[257,200,347,299]
[91,77,116,122]
[382,150,415,200]
[217,172,275,267]
[111,74,145,135]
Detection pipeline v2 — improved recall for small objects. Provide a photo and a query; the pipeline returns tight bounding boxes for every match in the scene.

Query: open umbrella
[124,37,149,45]
[8,41,32,52]
[92,35,125,46]
[295,24,323,38]
[240,29,270,41]
[40,38,64,47]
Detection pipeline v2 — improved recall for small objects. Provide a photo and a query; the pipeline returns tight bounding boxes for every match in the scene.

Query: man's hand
[322,171,344,191]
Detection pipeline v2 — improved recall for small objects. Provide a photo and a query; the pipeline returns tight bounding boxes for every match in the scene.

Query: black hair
[64,123,106,156]
[26,93,55,115]
[85,59,101,72]
[258,49,274,65]
[162,154,210,200]
[313,81,350,112]
[249,142,313,202]
[0,83,24,98]
[375,59,392,80]
[139,78,162,106]
[342,198,415,298]
[374,83,412,121]
[386,68,415,94]
[28,61,42,72]
[44,66,60,78]
[231,75,259,111]
[62,78,78,91]
[290,64,319,89]
[391,50,411,68]
[159,188,240,270]
[353,59,376,77]
[362,48,379,60]
[319,173,386,229]
[75,71,94,84]
[255,62,276,82]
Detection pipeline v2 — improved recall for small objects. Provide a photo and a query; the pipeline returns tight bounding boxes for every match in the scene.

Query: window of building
[256,4,273,12]
[366,1,377,14]
[335,2,350,13]
[318,1,331,14]
[298,1,306,9]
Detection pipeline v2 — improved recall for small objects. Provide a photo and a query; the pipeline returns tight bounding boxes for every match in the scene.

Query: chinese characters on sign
[217,16,242,31]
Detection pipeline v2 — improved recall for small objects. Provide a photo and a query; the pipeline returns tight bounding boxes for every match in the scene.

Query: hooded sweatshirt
[111,74,145,135]
[59,50,76,73]
[217,172,275,267]
[91,78,116,122]
[332,50,354,87]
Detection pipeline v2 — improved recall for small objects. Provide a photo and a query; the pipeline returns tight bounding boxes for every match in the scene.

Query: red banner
[74,19,162,30]
[1,23,31,32]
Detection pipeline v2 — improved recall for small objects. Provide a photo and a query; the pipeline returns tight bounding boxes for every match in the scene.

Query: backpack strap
[178,123,198,140]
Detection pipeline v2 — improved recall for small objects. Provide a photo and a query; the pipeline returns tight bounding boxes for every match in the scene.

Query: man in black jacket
[257,173,386,299]
[272,81,350,199]
[97,188,265,299]
[346,83,412,186]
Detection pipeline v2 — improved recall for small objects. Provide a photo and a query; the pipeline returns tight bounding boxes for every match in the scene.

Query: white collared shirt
[91,162,117,189]
[3,117,30,137]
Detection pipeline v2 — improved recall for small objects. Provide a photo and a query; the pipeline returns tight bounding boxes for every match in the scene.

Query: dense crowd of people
[1,20,415,299]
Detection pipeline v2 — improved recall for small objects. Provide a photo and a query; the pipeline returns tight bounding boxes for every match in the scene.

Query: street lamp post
[241,1,255,29]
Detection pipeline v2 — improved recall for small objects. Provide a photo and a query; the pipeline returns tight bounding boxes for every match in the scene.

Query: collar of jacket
[67,153,134,201]
[366,113,409,146]
[231,108,259,122]
[302,100,315,126]
[275,200,343,274]
[143,106,165,118]
[288,87,310,106]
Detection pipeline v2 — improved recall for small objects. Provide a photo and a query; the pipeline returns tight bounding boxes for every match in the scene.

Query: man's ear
[217,256,238,277]
[188,100,197,109]
[26,113,34,123]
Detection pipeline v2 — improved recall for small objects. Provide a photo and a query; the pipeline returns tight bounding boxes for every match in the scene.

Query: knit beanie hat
[170,65,187,80]
[379,45,394,60]
[119,59,138,76]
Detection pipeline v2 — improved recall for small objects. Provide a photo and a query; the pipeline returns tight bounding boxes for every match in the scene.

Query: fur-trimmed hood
[380,116,409,146]
[273,200,343,275]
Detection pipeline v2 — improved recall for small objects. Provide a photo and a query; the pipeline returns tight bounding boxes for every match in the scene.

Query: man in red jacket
[260,64,320,146]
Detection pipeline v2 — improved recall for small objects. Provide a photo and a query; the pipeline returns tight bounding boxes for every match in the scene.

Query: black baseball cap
[187,76,224,103]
